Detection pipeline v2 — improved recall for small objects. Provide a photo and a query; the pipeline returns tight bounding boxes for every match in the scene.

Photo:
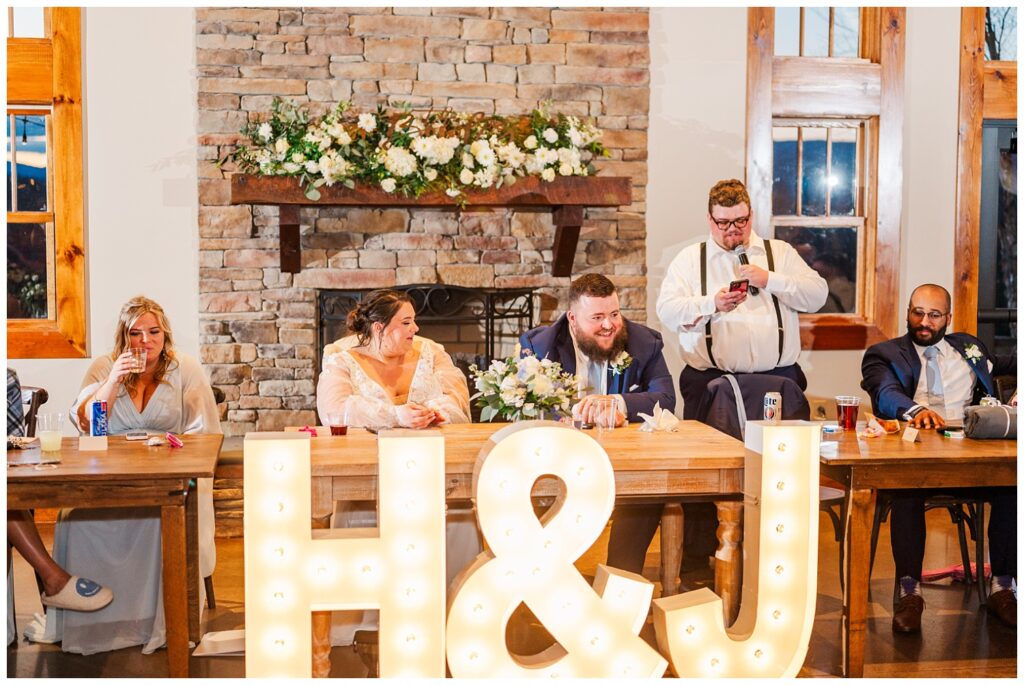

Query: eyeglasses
[908,308,949,322]
[710,214,750,230]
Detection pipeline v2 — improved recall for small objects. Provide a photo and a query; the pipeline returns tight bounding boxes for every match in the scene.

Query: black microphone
[734,246,759,295]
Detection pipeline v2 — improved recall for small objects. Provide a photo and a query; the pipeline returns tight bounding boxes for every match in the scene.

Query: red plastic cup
[835,396,860,431]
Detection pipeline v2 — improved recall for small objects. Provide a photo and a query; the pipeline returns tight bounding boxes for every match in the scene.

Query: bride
[316,289,478,645]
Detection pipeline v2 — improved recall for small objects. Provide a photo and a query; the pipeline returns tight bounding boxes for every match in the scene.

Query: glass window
[10,7,45,38]
[801,128,828,216]
[7,222,49,319]
[830,127,857,216]
[7,114,50,212]
[803,7,831,57]
[833,7,860,57]
[775,225,859,314]
[772,127,799,215]
[775,7,862,58]
[985,7,1017,60]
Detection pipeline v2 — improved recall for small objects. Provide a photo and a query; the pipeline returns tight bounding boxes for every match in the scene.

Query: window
[747,8,905,349]
[6,7,86,358]
[985,7,1017,61]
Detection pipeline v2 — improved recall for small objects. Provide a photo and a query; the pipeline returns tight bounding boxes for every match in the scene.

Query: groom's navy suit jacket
[519,314,676,422]
[860,331,1007,419]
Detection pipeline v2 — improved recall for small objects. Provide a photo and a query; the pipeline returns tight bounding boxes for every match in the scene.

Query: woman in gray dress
[26,296,220,655]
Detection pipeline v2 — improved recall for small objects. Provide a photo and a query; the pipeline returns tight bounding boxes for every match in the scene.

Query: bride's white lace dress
[316,335,479,645]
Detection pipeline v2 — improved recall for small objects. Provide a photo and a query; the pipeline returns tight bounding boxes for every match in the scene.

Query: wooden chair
[19,386,48,438]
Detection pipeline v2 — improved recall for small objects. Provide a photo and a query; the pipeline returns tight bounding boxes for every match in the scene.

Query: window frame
[746,7,904,350]
[7,7,86,358]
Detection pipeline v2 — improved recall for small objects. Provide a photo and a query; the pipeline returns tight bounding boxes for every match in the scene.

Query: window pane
[985,7,1017,60]
[7,222,49,319]
[7,114,49,212]
[12,7,45,38]
[801,128,827,216]
[772,127,799,215]
[833,7,860,57]
[803,7,830,57]
[775,7,801,56]
[830,127,858,216]
[775,225,859,314]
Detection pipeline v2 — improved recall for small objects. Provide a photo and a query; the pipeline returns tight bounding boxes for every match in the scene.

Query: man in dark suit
[520,274,675,574]
[862,283,1016,632]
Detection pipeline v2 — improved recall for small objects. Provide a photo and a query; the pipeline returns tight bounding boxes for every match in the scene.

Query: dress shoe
[986,589,1016,628]
[891,594,924,633]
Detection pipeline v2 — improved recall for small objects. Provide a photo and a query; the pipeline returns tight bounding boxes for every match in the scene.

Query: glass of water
[37,412,65,452]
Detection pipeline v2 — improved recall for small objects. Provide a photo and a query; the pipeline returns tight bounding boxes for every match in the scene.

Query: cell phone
[125,430,149,441]
[729,279,749,294]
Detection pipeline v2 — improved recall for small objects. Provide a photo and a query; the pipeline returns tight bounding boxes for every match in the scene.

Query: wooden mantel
[228,174,632,277]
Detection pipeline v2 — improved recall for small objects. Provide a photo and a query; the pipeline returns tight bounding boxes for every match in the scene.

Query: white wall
[647,7,966,415]
[10,8,198,432]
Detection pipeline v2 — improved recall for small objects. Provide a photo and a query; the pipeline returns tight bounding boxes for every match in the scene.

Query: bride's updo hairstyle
[347,289,414,346]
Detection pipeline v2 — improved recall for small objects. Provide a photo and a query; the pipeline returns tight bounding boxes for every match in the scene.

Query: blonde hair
[111,295,177,395]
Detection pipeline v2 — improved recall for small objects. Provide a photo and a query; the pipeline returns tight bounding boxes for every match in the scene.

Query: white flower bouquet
[222,98,607,202]
[469,347,581,422]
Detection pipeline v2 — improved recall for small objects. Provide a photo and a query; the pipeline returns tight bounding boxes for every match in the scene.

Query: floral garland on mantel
[222,98,607,201]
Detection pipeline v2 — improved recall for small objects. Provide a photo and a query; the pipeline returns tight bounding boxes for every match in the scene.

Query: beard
[907,321,948,346]
[574,324,629,364]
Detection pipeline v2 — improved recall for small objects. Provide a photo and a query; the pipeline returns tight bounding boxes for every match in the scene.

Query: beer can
[980,396,1001,407]
[90,400,108,437]
[763,392,782,424]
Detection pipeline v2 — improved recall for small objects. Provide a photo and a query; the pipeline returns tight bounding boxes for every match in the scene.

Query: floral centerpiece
[221,98,607,201]
[469,347,581,422]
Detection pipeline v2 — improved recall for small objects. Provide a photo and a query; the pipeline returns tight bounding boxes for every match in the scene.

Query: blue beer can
[91,400,109,437]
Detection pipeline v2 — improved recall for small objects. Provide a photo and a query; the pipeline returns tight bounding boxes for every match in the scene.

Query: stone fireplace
[195,7,650,436]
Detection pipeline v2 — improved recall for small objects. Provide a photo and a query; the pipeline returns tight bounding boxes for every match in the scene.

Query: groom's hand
[573,394,626,427]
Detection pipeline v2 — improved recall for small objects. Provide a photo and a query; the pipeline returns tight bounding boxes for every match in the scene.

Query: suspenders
[700,240,785,370]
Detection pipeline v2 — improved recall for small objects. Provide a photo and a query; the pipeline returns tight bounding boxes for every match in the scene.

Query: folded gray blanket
[963,405,1016,439]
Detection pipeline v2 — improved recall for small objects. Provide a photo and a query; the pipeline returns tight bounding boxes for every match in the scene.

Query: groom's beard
[574,324,629,364]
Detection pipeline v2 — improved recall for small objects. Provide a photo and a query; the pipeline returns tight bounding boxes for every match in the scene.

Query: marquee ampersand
[446,422,668,678]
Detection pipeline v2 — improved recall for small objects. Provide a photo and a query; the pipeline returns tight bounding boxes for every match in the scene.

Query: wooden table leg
[714,501,743,627]
[842,486,875,678]
[311,514,332,678]
[659,503,683,596]
[161,503,190,678]
[185,482,201,643]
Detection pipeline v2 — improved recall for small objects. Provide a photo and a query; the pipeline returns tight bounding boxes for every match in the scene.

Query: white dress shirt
[657,233,829,372]
[910,338,982,422]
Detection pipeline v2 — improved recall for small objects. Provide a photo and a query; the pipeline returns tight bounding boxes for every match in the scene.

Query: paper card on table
[79,435,109,451]
[192,629,245,657]
[902,426,921,443]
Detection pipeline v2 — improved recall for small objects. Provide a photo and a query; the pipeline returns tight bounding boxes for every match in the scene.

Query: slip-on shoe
[986,589,1016,628]
[41,576,113,612]
[891,594,924,633]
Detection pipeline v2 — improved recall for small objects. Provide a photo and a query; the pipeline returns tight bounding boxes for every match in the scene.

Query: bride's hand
[395,403,435,429]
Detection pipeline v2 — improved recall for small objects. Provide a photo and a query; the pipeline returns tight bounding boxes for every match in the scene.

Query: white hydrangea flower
[543,127,559,144]
[523,135,538,150]
[567,127,584,147]
[541,167,556,182]
[557,147,581,167]
[358,113,377,133]
[257,122,273,142]
[304,160,320,174]
[380,178,397,193]
[383,146,418,177]
[274,137,289,156]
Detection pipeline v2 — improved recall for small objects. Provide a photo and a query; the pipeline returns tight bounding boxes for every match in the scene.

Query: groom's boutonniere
[963,344,983,363]
[610,351,633,376]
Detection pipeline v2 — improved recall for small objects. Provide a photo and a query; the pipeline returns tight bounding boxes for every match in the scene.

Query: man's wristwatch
[903,406,925,422]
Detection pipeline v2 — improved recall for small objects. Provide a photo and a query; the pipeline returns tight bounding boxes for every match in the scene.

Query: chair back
[20,386,49,438]
[697,374,810,441]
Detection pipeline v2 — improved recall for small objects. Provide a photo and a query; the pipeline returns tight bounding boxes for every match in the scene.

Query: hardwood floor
[7,508,1016,678]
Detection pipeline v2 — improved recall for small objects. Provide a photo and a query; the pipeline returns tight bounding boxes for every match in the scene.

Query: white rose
[380,178,397,193]
[531,373,553,396]
[461,152,475,169]
[558,162,573,176]
[523,135,538,150]
[257,122,273,141]
[445,188,461,197]
[291,152,305,164]
[424,167,438,181]
[304,160,320,174]
[274,137,289,155]
[459,168,474,185]
[543,128,559,144]
[283,162,301,173]
[358,113,377,133]
[541,167,556,182]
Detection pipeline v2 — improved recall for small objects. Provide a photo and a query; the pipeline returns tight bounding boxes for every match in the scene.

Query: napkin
[638,402,679,433]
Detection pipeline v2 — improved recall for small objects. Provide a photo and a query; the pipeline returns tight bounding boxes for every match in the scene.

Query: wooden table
[306,422,747,677]
[820,428,1017,678]
[6,434,222,678]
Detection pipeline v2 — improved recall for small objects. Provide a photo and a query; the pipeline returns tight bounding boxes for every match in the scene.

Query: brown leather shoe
[986,589,1016,628]
[892,594,925,633]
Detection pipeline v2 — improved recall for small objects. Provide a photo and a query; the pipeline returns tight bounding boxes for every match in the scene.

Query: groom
[520,273,676,574]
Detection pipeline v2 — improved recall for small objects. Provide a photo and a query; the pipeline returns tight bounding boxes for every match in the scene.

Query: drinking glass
[37,412,65,452]
[129,348,147,373]
[835,396,861,431]
[592,397,617,440]
[327,411,348,436]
